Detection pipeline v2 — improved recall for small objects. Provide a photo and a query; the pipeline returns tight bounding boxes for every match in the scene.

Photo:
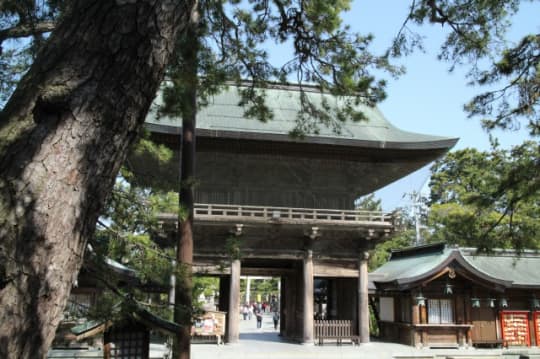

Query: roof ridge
[389,242,447,260]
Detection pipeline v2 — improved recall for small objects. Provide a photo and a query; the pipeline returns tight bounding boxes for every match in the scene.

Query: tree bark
[173,10,199,359]
[0,1,194,358]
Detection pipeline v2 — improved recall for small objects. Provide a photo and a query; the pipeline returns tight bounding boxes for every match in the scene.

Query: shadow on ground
[239,330,282,343]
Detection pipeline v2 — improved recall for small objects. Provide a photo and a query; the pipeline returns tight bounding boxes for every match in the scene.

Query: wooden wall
[377,275,540,348]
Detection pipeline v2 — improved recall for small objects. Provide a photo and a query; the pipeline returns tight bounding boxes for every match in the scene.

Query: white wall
[379,297,394,322]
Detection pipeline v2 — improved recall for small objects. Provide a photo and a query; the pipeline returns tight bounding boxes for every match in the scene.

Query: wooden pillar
[411,292,421,347]
[302,250,314,344]
[284,273,298,339]
[329,279,338,319]
[227,259,241,344]
[280,276,286,335]
[358,251,370,344]
[218,276,230,312]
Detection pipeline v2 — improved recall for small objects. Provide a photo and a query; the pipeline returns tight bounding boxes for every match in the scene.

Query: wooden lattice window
[105,326,149,359]
[400,296,411,323]
[427,299,453,324]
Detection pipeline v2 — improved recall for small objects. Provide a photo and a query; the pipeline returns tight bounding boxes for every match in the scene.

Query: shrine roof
[146,84,458,151]
[461,248,540,288]
[371,243,540,290]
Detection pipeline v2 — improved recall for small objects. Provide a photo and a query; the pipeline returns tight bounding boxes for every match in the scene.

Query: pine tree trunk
[174,13,199,359]
[0,1,194,358]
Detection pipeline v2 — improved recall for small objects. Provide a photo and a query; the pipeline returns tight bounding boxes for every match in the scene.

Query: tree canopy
[428,142,540,251]
[2,1,539,137]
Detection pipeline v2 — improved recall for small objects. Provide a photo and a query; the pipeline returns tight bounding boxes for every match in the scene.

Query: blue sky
[340,1,539,211]
[263,1,538,211]
[3,2,535,212]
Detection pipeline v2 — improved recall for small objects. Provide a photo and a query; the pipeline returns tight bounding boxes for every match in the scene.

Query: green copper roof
[371,243,540,289]
[370,246,452,282]
[146,84,457,150]
[70,320,103,336]
[462,248,540,287]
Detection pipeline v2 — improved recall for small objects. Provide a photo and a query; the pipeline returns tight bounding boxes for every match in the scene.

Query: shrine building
[132,83,457,344]
[372,243,540,348]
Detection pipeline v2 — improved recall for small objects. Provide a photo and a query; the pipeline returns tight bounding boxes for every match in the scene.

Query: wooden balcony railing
[155,203,396,227]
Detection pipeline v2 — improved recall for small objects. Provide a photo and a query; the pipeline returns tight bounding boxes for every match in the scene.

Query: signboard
[192,311,226,337]
[500,311,530,347]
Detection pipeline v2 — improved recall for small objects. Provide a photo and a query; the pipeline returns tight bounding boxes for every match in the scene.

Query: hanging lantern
[471,298,481,308]
[499,298,508,308]
[530,296,540,310]
[444,283,453,295]
[488,298,496,308]
[415,291,426,306]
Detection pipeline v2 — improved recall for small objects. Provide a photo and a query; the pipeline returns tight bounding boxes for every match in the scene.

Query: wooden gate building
[131,83,457,344]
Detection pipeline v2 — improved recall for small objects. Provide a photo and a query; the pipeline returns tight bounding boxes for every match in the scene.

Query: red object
[500,310,530,347]
[534,311,540,346]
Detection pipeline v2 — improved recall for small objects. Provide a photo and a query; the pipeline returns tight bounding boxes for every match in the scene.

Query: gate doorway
[239,276,282,342]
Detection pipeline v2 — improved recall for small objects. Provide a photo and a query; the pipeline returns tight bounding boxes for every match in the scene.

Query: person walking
[255,308,263,329]
[272,311,279,330]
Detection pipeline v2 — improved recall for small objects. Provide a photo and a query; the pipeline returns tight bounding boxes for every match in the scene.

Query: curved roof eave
[146,122,458,152]
[394,250,513,289]
[145,83,458,153]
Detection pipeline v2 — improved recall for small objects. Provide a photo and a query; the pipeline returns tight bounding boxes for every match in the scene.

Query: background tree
[0,0,66,104]
[427,143,540,251]
[397,0,540,221]
[354,193,383,211]
[367,200,422,270]
[89,173,218,325]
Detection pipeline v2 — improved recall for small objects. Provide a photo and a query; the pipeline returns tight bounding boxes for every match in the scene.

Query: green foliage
[368,195,429,269]
[123,136,179,191]
[427,143,540,251]
[369,228,415,270]
[193,276,219,299]
[225,235,242,260]
[158,0,401,136]
[468,34,540,135]
[86,174,184,323]
[0,0,67,104]
[397,0,538,138]
[241,277,280,304]
[2,1,539,140]
[86,291,122,323]
[355,193,382,211]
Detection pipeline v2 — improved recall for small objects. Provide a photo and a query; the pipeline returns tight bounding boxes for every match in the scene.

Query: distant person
[272,311,279,330]
[255,308,263,329]
[242,305,249,320]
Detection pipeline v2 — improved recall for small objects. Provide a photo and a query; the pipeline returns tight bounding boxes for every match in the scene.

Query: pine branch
[0,20,56,43]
